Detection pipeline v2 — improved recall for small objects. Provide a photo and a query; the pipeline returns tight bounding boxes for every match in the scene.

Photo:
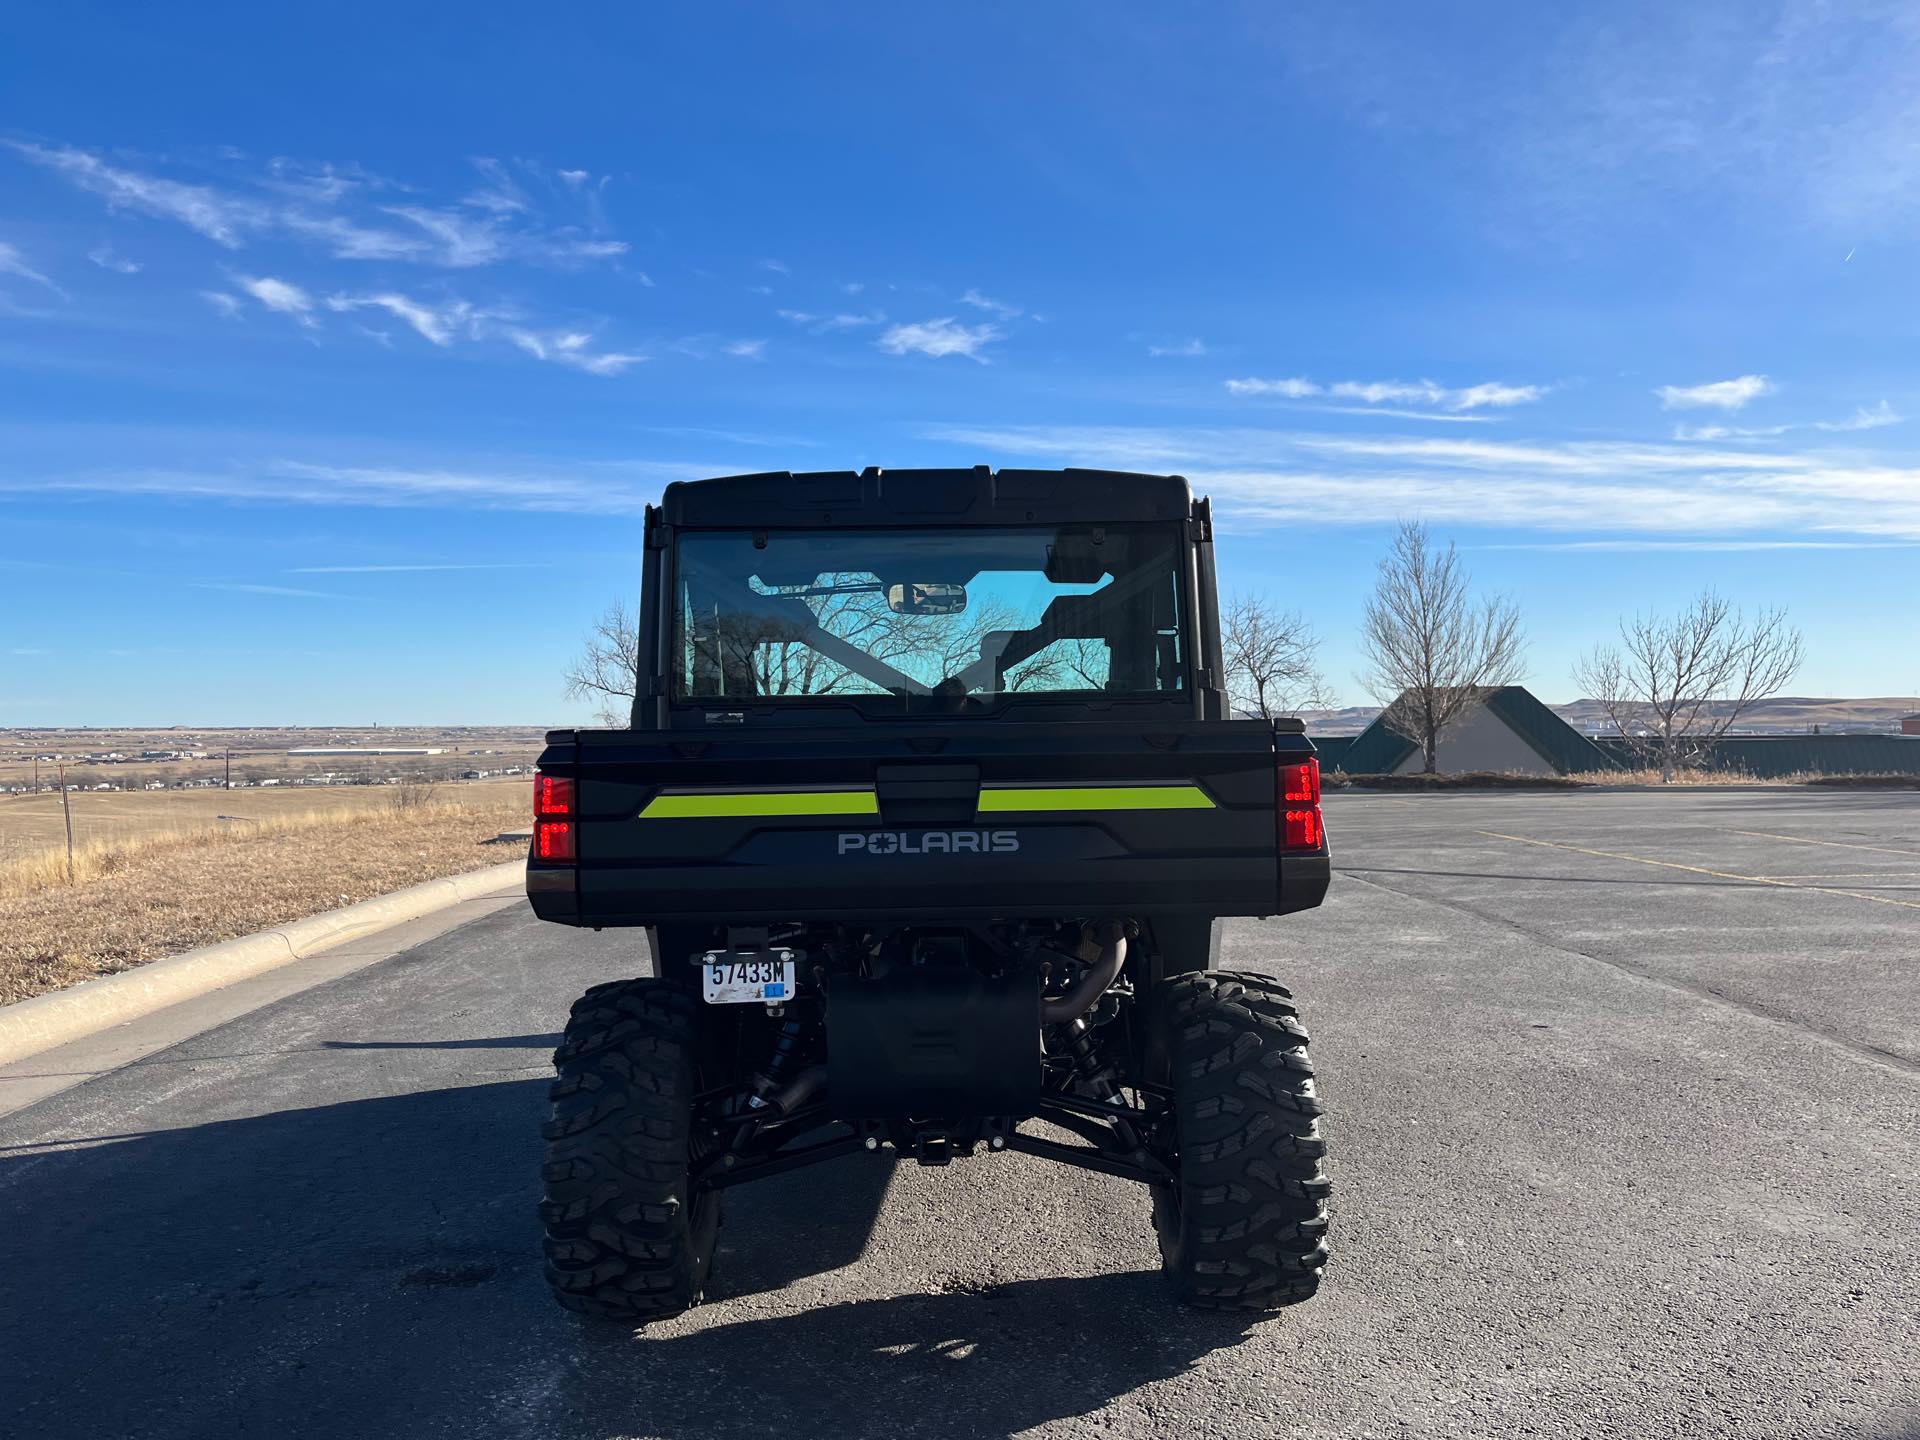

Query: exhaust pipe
[1040,920,1131,1025]
[760,1063,826,1118]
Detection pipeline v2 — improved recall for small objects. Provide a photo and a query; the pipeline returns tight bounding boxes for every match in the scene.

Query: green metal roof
[1483,687,1619,774]
[1329,686,1618,775]
[1333,716,1418,774]
[1308,735,1356,771]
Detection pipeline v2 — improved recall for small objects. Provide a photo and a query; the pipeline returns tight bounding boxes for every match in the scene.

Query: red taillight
[534,770,575,863]
[1282,806,1322,850]
[1281,757,1321,806]
[534,773,574,818]
[1278,757,1324,852]
[534,820,575,862]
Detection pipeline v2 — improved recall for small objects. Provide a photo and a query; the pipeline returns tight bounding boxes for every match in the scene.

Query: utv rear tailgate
[528,720,1328,926]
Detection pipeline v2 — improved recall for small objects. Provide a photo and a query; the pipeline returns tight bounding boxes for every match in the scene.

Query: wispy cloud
[923,421,1920,539]
[320,288,645,374]
[1301,404,1495,424]
[325,291,474,346]
[191,580,341,599]
[1226,376,1547,411]
[757,259,789,275]
[236,274,316,325]
[11,141,266,245]
[200,290,243,319]
[723,339,767,360]
[960,288,1022,319]
[258,157,381,205]
[383,206,508,267]
[1447,382,1546,410]
[86,244,141,274]
[502,327,643,376]
[776,308,887,334]
[1288,433,1792,474]
[384,204,627,267]
[286,562,533,574]
[877,317,1000,361]
[1815,400,1901,433]
[11,141,626,271]
[0,240,64,296]
[280,211,425,261]
[1655,374,1774,411]
[1225,377,1319,399]
[271,462,661,510]
[1147,338,1208,358]
[2,454,720,515]
[1675,399,1900,442]
[1672,421,1790,442]
[1476,538,1920,552]
[462,156,529,215]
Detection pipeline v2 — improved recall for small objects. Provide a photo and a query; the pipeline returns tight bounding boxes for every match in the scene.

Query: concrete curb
[0,859,527,1067]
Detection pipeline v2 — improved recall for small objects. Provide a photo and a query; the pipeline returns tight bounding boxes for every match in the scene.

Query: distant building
[1903,713,1920,737]
[1328,687,1612,776]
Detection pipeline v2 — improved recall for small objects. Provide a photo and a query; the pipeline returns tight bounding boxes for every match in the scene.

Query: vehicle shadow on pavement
[562,1271,1257,1439]
[709,1132,898,1299]
[319,1032,564,1050]
[0,1073,1239,1439]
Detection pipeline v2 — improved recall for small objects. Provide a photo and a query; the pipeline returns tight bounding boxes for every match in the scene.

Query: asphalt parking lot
[1,788,1915,1439]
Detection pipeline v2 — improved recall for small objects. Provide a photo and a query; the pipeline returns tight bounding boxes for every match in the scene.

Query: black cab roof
[657,466,1194,528]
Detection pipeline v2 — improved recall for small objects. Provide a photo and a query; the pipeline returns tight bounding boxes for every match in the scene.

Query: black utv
[527,466,1331,1319]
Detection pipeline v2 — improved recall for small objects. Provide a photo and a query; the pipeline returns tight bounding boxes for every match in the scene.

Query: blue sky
[4,2,1919,725]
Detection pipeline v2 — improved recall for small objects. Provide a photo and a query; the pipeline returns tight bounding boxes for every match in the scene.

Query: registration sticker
[702,949,797,1005]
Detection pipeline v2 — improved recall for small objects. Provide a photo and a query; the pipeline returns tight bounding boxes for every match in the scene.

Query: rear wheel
[1149,970,1330,1309]
[539,978,720,1321]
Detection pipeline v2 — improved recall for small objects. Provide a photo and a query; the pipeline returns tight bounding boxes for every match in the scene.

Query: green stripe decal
[976,785,1215,813]
[640,790,880,819]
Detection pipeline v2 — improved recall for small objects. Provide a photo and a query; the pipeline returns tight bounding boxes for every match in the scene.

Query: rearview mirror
[886,581,967,615]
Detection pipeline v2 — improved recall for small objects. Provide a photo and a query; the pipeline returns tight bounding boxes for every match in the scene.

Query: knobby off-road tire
[1150,970,1330,1310]
[540,978,720,1322]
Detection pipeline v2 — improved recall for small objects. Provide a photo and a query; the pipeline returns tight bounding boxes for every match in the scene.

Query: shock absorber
[729,1011,817,1152]
[751,1012,811,1105]
[1064,1017,1142,1152]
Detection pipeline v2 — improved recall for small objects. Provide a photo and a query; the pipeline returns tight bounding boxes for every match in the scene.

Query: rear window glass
[672,526,1188,710]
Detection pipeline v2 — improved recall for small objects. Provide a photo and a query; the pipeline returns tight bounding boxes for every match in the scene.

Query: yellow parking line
[1755,872,1920,882]
[1724,828,1920,859]
[1478,830,1920,912]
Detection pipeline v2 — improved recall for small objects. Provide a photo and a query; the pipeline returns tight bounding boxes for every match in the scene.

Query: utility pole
[59,762,75,885]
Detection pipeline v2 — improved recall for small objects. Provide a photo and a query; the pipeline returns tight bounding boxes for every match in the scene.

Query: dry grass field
[0,777,526,864]
[0,724,547,802]
[0,787,528,1006]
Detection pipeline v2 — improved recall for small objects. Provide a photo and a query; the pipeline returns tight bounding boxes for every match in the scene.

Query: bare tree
[566,600,641,727]
[1573,590,1804,782]
[1222,593,1330,720]
[1360,520,1525,773]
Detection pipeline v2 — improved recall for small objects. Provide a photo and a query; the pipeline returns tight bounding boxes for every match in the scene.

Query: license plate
[702,950,796,1005]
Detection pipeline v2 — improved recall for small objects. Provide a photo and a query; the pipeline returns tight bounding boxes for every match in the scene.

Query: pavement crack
[1336,867,1920,1082]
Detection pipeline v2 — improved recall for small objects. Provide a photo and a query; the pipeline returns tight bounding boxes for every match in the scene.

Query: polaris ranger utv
[526,466,1331,1319]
